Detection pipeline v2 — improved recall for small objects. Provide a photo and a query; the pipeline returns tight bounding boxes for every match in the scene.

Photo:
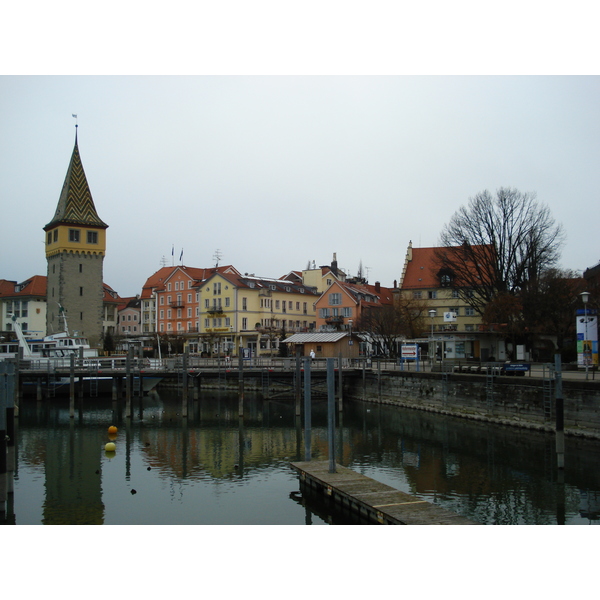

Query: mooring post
[338,351,343,412]
[0,368,7,489]
[327,358,336,473]
[125,347,132,418]
[362,358,366,398]
[69,353,75,418]
[295,347,302,417]
[304,357,312,461]
[0,374,6,523]
[238,346,244,417]
[182,348,189,418]
[78,347,84,400]
[555,354,564,470]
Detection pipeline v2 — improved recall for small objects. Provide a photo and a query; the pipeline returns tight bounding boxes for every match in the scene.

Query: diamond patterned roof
[44,134,108,230]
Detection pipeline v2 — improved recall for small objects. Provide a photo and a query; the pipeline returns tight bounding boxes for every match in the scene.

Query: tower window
[87,231,98,244]
[79,264,83,273]
[53,230,58,242]
[69,229,80,242]
[47,233,52,245]
[80,287,83,296]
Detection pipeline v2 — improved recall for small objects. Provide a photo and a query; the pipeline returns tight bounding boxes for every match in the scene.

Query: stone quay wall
[342,370,600,439]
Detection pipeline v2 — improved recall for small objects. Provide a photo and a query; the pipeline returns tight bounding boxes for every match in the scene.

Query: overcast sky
[2,6,599,298]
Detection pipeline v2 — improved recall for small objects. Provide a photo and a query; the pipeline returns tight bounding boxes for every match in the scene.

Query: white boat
[4,314,163,395]
[1,313,97,361]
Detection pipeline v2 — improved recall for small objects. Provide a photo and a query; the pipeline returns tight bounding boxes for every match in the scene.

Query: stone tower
[43,128,108,347]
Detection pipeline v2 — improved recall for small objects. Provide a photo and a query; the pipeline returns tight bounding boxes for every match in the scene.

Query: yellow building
[398,242,505,361]
[300,253,347,293]
[194,271,320,357]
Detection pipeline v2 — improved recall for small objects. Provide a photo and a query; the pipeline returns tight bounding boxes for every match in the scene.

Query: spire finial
[72,114,78,139]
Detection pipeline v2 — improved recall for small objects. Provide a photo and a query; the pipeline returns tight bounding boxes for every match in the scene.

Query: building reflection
[13,392,600,525]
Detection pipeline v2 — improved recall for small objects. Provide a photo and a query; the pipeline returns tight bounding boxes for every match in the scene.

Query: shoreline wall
[342,371,600,439]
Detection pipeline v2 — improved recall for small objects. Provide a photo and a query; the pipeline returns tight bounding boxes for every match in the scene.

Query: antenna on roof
[213,249,222,268]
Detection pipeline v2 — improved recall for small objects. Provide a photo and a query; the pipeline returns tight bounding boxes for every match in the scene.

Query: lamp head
[580,291,591,304]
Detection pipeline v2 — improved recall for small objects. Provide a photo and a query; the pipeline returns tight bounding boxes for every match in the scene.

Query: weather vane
[72,113,78,128]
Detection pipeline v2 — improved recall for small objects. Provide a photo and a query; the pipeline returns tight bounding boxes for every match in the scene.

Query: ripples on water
[8,389,600,525]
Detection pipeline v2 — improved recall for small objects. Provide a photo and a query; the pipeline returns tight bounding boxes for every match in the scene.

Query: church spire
[44,127,107,231]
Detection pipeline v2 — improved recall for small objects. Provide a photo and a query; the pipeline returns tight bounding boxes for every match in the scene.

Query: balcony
[207,306,225,316]
[170,300,185,308]
[325,316,344,324]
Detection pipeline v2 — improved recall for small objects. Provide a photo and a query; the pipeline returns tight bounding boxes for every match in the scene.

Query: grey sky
[1,75,599,296]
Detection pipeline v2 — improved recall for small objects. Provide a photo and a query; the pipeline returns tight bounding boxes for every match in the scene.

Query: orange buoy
[108,425,118,434]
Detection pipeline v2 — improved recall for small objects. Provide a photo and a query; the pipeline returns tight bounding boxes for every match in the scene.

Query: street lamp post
[429,309,436,369]
[580,291,591,380]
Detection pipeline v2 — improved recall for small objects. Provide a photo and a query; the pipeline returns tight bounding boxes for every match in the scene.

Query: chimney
[331,252,338,276]
[375,281,381,293]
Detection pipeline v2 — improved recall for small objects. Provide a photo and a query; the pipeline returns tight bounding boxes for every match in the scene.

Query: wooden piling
[327,358,336,473]
[295,348,302,417]
[238,348,244,417]
[182,350,188,418]
[304,358,312,462]
[338,352,343,412]
[69,353,75,418]
[555,354,565,470]
[125,348,132,418]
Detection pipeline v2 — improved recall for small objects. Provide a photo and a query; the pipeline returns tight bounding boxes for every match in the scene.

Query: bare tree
[355,295,428,357]
[435,187,565,315]
[521,268,586,359]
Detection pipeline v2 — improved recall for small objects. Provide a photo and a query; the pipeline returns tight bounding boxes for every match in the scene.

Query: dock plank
[291,461,478,525]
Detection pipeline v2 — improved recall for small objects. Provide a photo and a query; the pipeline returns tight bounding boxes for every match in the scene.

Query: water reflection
[9,390,600,524]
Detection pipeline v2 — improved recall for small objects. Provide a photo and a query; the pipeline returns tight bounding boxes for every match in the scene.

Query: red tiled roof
[142,265,241,297]
[0,275,47,298]
[401,245,494,290]
[103,283,122,304]
[401,247,441,289]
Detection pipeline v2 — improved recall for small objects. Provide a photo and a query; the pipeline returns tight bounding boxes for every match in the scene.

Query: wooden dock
[290,461,478,525]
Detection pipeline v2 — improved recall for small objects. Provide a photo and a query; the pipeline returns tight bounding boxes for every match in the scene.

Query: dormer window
[437,268,454,287]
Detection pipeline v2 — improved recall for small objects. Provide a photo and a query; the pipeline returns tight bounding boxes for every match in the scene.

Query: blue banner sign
[504,363,530,372]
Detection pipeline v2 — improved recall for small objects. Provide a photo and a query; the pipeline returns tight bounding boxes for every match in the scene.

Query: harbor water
[7,389,600,525]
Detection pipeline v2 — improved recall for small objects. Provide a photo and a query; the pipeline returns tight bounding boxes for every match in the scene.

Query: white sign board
[443,312,457,322]
[401,344,419,359]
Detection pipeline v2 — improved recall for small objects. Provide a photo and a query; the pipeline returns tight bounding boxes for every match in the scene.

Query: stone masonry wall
[343,370,600,438]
